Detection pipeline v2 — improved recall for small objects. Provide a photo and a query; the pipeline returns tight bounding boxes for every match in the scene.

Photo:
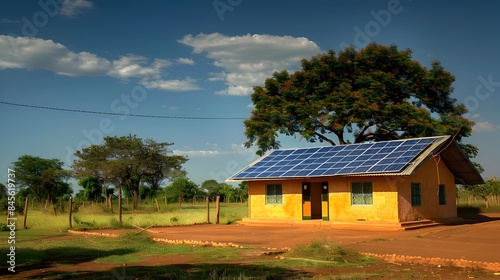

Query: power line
[0,101,246,120]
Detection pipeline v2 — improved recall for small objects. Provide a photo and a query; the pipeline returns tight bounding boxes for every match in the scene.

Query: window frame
[351,182,373,205]
[438,184,446,205]
[266,184,283,205]
[411,182,421,206]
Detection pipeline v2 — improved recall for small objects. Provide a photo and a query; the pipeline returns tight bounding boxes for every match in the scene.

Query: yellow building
[228,136,483,224]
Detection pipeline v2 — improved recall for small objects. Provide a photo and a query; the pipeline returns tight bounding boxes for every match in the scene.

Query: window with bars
[266,184,283,205]
[439,184,446,205]
[351,182,373,205]
[411,183,421,206]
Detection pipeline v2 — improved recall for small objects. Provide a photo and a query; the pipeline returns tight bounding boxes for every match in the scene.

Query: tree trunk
[178,195,182,209]
[118,187,122,224]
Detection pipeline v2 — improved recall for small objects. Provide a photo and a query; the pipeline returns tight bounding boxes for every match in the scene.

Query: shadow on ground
[25,263,308,280]
[0,247,136,277]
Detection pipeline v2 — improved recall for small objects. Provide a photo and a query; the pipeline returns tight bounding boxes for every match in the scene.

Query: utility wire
[0,101,246,120]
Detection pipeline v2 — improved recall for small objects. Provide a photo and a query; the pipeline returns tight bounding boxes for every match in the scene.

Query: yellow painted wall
[248,180,303,219]
[247,157,457,222]
[328,176,399,222]
[397,157,457,221]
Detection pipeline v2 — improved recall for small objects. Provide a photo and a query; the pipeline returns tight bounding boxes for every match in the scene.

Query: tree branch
[314,132,337,146]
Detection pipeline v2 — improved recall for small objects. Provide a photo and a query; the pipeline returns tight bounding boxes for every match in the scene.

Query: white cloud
[173,143,257,158]
[60,0,93,18]
[176,57,195,65]
[471,113,481,119]
[473,121,497,133]
[173,149,222,157]
[141,77,201,92]
[0,35,199,92]
[179,33,322,96]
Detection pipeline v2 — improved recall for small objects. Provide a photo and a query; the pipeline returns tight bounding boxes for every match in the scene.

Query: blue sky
[0,0,499,190]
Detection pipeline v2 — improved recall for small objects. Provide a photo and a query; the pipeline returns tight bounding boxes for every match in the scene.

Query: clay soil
[5,214,500,279]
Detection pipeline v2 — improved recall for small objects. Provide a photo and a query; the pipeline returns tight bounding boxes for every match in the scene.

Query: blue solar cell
[349,149,364,156]
[357,155,372,161]
[282,170,297,177]
[228,136,444,180]
[296,154,310,160]
[418,138,434,144]
[386,151,405,158]
[302,159,316,164]
[367,165,389,172]
[332,162,347,168]
[363,159,380,166]
[291,149,306,155]
[385,163,406,171]
[379,158,396,165]
[346,161,362,167]
[394,156,414,163]
[258,171,274,177]
[363,148,381,155]
[385,141,401,147]
[319,162,336,169]
[306,163,322,170]
[309,169,327,176]
[340,167,357,173]
[279,150,294,155]
[369,153,386,160]
[353,166,371,173]
[343,156,358,162]
[266,166,281,172]
[402,150,420,157]
[380,147,394,153]
[295,170,311,176]
[371,142,388,149]
[325,168,341,175]
[337,150,351,156]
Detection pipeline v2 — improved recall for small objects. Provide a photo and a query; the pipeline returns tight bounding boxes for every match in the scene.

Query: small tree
[165,178,198,208]
[462,177,500,208]
[218,183,236,203]
[201,179,221,202]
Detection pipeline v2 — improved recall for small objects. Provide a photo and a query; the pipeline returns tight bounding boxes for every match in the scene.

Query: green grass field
[12,202,248,231]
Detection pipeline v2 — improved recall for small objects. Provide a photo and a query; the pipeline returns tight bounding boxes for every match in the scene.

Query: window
[438,184,446,205]
[266,184,282,205]
[351,182,373,205]
[411,183,421,206]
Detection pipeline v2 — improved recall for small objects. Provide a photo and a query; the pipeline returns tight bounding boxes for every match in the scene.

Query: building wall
[328,176,399,222]
[248,180,303,219]
[248,176,400,222]
[397,157,457,222]
[247,158,457,222]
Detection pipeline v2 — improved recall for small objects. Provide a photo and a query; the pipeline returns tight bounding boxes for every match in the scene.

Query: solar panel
[229,136,446,180]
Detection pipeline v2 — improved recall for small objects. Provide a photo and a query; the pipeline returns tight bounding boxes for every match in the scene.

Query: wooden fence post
[215,196,220,225]
[109,194,113,214]
[68,197,73,229]
[206,196,210,224]
[118,187,122,224]
[155,198,160,212]
[23,197,29,229]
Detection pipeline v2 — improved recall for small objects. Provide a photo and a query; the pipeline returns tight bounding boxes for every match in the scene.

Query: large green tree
[12,155,73,203]
[244,43,476,156]
[72,135,187,209]
[77,176,104,202]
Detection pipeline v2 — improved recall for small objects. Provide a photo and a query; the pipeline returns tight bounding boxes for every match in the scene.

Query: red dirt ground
[4,214,500,279]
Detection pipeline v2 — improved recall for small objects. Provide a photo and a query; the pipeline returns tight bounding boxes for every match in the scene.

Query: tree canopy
[244,43,475,156]
[72,135,187,209]
[12,155,72,202]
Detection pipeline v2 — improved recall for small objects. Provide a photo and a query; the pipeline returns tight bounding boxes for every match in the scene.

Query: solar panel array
[230,137,443,180]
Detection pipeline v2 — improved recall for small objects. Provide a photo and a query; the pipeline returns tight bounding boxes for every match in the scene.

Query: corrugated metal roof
[227,135,484,185]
